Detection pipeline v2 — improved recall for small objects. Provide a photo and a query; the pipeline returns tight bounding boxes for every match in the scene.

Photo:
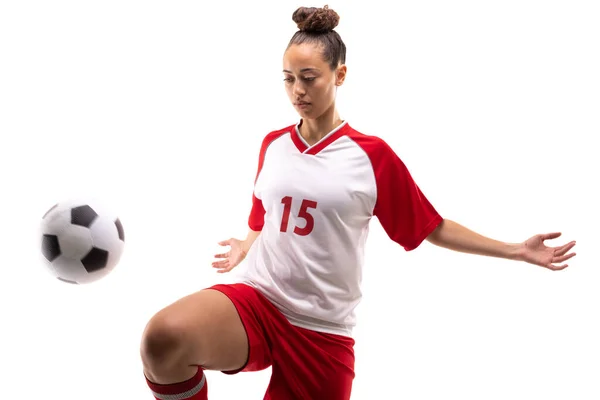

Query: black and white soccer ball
[40,199,125,284]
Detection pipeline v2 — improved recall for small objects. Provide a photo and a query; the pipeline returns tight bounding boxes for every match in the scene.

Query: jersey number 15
[280,196,318,236]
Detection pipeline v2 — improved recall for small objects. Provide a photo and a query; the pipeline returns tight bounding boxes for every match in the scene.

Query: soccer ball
[40,199,125,284]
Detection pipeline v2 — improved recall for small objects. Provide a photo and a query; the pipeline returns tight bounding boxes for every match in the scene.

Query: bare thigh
[140,288,248,383]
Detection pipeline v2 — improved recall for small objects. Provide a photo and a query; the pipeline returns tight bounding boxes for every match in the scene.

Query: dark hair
[287,5,346,70]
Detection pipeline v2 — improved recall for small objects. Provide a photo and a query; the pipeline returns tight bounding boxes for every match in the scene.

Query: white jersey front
[237,121,443,337]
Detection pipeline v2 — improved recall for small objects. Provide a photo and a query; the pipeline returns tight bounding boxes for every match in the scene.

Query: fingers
[554,241,576,256]
[546,263,569,271]
[553,252,576,264]
[213,262,235,273]
[214,240,233,269]
[544,251,576,270]
[550,242,576,269]
[211,259,236,273]
[218,239,231,246]
[541,232,562,241]
[212,260,229,268]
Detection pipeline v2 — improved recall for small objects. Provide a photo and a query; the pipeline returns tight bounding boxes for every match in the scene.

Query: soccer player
[140,6,577,400]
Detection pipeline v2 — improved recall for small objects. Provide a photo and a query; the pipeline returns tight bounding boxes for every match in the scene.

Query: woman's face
[283,43,346,120]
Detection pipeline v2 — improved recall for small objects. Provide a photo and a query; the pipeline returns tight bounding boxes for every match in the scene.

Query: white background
[1,0,598,398]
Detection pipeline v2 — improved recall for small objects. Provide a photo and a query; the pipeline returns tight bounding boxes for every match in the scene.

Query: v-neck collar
[290,120,349,155]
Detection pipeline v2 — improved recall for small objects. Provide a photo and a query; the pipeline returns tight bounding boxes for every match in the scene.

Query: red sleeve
[357,135,443,251]
[247,139,268,231]
[247,128,291,231]
[248,194,265,231]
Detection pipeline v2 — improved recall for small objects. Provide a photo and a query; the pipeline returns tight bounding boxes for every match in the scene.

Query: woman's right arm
[241,229,261,256]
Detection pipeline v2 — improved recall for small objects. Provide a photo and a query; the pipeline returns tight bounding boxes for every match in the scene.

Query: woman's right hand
[212,238,248,273]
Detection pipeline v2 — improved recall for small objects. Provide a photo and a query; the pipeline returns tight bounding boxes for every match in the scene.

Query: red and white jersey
[237,121,443,337]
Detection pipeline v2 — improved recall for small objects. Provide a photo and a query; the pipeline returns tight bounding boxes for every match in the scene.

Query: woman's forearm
[241,229,261,254]
[426,219,522,260]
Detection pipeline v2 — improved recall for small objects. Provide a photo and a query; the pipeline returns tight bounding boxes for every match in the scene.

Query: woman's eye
[283,76,315,83]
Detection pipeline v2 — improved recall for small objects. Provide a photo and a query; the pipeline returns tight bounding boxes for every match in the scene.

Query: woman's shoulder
[345,124,396,158]
[261,123,297,143]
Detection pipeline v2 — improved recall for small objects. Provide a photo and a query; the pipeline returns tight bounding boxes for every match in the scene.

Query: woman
[140,6,576,400]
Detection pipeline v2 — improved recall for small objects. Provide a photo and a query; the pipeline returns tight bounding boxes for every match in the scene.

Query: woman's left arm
[426,219,577,270]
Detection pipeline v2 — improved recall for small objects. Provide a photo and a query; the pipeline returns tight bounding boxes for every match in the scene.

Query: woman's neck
[299,108,343,146]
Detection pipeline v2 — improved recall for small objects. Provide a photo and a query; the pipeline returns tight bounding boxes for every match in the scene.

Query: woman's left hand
[518,232,576,270]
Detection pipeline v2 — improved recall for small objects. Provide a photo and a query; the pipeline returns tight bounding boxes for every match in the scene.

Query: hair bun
[292,5,340,33]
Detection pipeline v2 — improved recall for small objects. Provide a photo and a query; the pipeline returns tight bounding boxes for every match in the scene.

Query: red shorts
[208,283,355,400]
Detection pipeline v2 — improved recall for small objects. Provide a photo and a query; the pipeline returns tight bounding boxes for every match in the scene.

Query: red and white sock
[146,368,208,400]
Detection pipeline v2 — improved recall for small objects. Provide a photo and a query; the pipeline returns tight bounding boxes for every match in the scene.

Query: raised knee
[140,311,190,370]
